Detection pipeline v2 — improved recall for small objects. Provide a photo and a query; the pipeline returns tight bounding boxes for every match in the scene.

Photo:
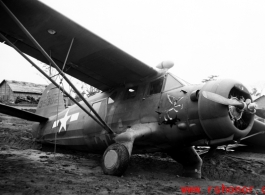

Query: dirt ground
[1,114,265,195]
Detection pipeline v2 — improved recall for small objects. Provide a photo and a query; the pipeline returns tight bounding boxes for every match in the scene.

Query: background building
[0,80,46,103]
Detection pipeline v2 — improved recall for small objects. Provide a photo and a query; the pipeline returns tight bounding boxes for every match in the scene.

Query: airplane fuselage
[33,71,254,154]
[33,72,208,153]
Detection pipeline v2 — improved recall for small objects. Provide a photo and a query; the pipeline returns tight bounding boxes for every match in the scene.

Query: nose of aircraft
[198,79,254,141]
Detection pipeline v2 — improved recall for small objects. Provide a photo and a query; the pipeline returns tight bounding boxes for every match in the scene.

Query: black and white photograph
[1,1,265,194]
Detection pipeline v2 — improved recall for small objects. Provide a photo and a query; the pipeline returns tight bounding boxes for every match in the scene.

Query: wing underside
[0,0,158,91]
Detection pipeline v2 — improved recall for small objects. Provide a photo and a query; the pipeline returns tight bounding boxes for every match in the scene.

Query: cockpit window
[124,86,138,100]
[108,91,117,104]
[149,77,164,95]
[164,74,183,91]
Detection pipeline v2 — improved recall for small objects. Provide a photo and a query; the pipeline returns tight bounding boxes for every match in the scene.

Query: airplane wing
[0,0,158,91]
[0,103,48,122]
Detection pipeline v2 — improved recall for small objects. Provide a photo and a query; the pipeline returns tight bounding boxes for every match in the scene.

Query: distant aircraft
[0,0,265,178]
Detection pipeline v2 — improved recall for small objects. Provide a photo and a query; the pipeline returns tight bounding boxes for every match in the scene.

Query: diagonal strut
[0,0,114,134]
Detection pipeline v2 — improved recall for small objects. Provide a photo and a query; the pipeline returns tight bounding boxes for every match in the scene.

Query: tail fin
[35,83,65,118]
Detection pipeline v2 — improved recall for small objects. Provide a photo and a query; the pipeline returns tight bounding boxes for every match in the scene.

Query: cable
[53,76,64,157]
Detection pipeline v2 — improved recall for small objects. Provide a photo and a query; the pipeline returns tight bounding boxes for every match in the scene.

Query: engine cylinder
[198,79,254,140]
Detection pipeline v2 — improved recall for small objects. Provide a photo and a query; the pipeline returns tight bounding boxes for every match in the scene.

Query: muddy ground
[1,114,265,195]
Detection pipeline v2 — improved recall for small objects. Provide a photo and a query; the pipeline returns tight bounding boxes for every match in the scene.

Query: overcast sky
[1,0,265,93]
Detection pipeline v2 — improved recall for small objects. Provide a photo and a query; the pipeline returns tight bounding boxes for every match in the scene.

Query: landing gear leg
[101,143,130,176]
[168,146,202,178]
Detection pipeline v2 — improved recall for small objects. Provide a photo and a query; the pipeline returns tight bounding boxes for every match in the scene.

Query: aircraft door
[83,98,115,153]
[140,77,165,123]
[92,99,107,131]
[83,98,107,136]
[111,86,143,133]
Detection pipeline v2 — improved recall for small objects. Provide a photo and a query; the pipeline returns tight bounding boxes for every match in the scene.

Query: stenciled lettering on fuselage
[52,109,79,132]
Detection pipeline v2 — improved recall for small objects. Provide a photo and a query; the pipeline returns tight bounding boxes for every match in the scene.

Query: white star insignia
[52,110,79,132]
[58,110,71,132]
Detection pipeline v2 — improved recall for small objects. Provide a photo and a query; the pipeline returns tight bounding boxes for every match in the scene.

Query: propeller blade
[255,109,265,119]
[202,91,244,108]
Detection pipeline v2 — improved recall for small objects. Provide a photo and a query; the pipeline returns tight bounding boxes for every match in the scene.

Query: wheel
[101,143,130,176]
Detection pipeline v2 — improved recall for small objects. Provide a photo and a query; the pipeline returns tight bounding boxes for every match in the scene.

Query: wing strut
[0,1,114,134]
[0,33,110,133]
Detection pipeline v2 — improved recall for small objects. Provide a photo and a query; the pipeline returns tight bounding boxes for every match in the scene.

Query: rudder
[35,83,65,118]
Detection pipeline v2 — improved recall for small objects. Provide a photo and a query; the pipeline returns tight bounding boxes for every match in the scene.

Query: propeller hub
[247,103,257,112]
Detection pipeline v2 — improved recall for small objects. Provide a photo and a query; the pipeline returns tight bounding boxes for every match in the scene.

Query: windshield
[169,73,190,86]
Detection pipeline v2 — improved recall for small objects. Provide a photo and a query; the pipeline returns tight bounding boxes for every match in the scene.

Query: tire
[101,143,130,176]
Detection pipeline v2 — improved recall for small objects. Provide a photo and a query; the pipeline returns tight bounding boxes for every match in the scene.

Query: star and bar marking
[52,109,79,132]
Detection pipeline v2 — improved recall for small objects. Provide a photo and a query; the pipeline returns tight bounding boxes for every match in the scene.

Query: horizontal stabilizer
[0,103,48,122]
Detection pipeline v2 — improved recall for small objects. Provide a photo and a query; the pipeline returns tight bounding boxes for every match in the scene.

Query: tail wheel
[101,143,130,176]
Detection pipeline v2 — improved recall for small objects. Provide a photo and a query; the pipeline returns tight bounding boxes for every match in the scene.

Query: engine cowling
[198,79,254,140]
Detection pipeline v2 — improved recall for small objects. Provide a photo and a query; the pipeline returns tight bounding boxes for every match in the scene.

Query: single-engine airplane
[1,0,265,179]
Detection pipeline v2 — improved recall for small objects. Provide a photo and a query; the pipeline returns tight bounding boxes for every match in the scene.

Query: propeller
[201,91,244,108]
[202,91,265,119]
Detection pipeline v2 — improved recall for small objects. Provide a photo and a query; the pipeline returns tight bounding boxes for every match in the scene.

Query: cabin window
[164,74,182,91]
[108,91,117,104]
[91,101,102,114]
[124,86,138,100]
[149,77,164,95]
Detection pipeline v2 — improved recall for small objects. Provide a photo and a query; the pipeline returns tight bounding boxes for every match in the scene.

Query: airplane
[1,0,265,179]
